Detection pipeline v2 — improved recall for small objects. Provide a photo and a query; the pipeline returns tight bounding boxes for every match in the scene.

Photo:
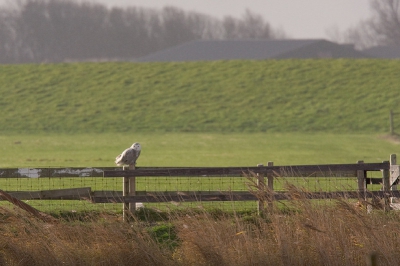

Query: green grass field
[1,132,398,168]
[0,59,399,134]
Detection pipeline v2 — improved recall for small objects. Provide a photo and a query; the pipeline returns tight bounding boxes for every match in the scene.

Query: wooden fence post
[256,162,274,215]
[382,160,390,211]
[267,161,274,211]
[256,164,265,216]
[357,160,366,202]
[390,154,398,204]
[366,252,378,266]
[123,164,136,222]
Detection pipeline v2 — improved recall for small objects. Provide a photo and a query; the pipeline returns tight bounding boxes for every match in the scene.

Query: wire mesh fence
[0,173,263,213]
[0,160,395,215]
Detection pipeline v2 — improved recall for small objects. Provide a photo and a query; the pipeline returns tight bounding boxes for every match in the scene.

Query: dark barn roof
[135,39,371,62]
[362,46,400,59]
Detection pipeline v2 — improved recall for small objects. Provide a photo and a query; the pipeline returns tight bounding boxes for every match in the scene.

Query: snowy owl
[115,142,141,166]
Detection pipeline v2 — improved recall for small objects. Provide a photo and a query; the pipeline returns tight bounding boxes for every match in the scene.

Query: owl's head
[131,142,141,151]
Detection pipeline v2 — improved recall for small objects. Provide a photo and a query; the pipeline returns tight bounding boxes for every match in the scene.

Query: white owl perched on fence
[115,142,141,166]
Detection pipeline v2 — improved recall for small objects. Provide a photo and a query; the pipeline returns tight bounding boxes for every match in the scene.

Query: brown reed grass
[2,189,400,265]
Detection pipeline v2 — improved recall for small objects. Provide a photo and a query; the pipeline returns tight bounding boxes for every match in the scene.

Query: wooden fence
[1,154,400,219]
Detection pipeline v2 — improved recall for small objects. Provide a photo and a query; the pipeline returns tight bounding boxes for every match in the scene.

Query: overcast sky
[0,0,373,39]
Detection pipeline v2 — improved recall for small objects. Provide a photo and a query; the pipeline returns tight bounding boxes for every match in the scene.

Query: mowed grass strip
[0,59,399,134]
[1,133,398,168]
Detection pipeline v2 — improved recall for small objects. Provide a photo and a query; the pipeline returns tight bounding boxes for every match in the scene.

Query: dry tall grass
[0,208,171,266]
[170,198,400,266]
[2,194,400,265]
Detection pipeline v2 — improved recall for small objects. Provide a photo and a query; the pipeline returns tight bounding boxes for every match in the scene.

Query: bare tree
[221,9,285,39]
[0,8,16,63]
[8,0,110,62]
[330,0,400,49]
[370,0,400,45]
[157,6,209,48]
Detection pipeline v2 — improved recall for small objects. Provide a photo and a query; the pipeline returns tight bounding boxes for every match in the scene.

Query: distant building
[135,39,372,62]
[362,46,400,59]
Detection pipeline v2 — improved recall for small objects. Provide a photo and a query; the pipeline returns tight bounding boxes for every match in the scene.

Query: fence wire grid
[0,165,388,214]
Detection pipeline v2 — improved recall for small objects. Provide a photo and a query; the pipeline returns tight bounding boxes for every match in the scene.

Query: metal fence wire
[0,159,397,214]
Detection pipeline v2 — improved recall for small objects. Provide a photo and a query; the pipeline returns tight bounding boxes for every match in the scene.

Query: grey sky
[0,0,373,39]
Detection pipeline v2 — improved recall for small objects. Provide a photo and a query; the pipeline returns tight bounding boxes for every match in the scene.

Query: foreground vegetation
[1,59,399,134]
[1,195,399,265]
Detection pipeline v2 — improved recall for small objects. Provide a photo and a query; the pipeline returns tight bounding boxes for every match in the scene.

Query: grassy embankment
[0,59,399,134]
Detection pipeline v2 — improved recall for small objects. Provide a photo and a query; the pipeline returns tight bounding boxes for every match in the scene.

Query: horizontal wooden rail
[1,184,388,201]
[91,190,400,203]
[0,163,389,178]
[3,188,399,203]
[104,162,389,178]
[0,167,179,178]
[0,167,119,178]
[3,187,92,200]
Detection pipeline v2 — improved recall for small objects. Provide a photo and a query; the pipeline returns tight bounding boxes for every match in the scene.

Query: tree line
[1,0,398,63]
[330,0,400,49]
[0,0,285,64]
